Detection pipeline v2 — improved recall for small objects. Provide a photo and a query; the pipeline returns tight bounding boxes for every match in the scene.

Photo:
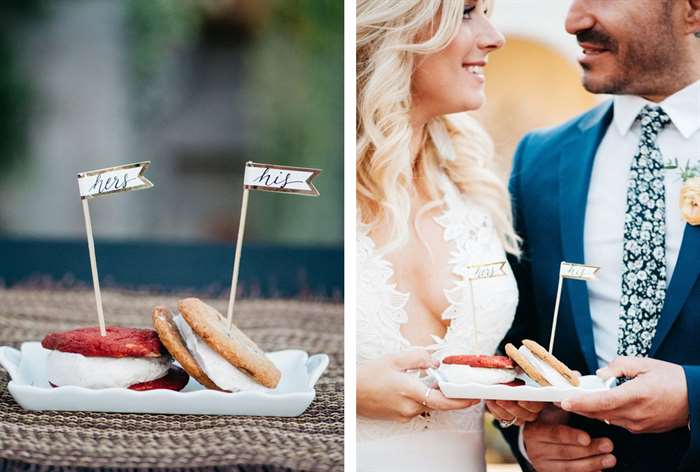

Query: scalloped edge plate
[0,343,329,416]
[430,368,616,402]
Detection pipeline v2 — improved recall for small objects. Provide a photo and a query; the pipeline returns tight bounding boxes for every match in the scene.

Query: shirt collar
[613,79,700,139]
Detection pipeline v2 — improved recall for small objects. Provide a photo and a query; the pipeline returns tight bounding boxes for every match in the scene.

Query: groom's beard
[576,23,681,97]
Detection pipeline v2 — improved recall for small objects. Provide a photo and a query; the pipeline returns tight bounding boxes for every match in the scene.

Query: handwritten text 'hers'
[77,162,153,199]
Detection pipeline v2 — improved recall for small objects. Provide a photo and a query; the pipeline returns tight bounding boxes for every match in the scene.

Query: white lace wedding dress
[357,175,519,472]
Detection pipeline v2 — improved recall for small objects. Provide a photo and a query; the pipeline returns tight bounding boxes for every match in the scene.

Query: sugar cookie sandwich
[505,339,580,387]
[41,326,189,390]
[440,354,523,386]
[152,298,281,392]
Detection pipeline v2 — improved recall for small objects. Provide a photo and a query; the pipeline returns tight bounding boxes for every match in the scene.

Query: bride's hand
[357,349,481,423]
[485,399,547,426]
[486,370,582,426]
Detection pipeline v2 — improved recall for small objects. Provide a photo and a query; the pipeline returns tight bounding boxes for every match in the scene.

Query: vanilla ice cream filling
[47,350,171,389]
[518,346,571,388]
[441,364,516,385]
[173,314,266,392]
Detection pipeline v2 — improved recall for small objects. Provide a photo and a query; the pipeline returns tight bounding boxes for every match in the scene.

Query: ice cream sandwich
[41,326,189,390]
[440,354,523,386]
[505,339,580,387]
[153,298,281,392]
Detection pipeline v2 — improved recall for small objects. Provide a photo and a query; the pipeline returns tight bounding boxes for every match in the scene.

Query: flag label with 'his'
[560,262,599,281]
[243,162,320,196]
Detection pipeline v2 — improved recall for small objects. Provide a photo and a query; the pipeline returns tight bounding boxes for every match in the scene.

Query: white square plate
[0,342,329,416]
[431,368,616,402]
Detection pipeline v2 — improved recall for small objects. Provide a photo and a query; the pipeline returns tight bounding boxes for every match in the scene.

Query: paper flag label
[464,261,507,280]
[243,162,320,196]
[560,262,599,281]
[77,161,153,199]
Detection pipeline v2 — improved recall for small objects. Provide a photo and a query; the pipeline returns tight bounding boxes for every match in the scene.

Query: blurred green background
[0,0,342,246]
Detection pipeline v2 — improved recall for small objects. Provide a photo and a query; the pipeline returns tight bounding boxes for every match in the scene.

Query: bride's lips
[462,60,486,83]
[578,42,611,65]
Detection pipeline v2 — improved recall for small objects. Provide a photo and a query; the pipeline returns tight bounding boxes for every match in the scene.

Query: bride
[356,0,521,470]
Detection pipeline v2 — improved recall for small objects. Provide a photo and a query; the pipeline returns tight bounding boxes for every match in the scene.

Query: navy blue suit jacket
[499,101,700,471]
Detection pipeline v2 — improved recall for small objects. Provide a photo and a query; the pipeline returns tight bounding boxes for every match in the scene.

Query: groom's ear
[685,0,700,37]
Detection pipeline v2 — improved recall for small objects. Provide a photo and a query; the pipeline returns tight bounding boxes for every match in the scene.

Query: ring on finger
[499,417,518,428]
[421,387,432,407]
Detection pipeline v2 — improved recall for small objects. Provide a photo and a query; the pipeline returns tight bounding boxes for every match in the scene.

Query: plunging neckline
[367,207,451,348]
[359,175,496,354]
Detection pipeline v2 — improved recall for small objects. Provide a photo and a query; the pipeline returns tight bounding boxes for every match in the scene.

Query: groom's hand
[523,406,616,471]
[561,357,689,434]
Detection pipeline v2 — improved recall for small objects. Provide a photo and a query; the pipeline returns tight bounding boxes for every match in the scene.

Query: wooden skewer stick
[469,279,478,353]
[548,274,565,353]
[227,188,250,330]
[81,198,106,337]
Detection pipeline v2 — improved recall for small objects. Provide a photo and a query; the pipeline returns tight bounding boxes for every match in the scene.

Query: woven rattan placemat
[0,289,344,471]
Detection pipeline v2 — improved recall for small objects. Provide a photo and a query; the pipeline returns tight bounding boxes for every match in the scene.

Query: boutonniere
[666,159,700,225]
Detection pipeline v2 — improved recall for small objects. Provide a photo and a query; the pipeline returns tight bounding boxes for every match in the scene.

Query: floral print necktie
[617,105,671,357]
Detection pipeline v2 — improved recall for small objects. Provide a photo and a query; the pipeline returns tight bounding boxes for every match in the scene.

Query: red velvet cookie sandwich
[42,326,189,390]
[440,354,523,386]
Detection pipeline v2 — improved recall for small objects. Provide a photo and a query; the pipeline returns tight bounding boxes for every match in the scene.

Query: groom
[493,0,700,471]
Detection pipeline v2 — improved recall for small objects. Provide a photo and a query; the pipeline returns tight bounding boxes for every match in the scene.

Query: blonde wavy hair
[357,0,520,256]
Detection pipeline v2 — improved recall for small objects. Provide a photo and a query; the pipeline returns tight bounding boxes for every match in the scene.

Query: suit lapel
[649,224,700,355]
[557,101,613,374]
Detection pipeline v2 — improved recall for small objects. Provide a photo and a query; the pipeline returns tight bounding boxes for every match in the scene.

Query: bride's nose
[477,18,505,52]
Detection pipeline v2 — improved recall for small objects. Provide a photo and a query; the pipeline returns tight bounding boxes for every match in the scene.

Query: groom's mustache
[576,28,617,52]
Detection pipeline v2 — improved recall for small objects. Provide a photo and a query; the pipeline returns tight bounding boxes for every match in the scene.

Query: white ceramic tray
[0,342,329,416]
[430,368,616,402]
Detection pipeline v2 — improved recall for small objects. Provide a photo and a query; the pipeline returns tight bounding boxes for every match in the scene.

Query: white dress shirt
[585,79,700,368]
[518,79,700,462]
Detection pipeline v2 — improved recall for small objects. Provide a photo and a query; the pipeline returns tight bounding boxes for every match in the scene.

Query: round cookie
[505,343,551,387]
[129,366,190,391]
[152,306,221,391]
[42,326,164,358]
[443,354,514,369]
[178,298,281,388]
[522,339,580,387]
[49,366,189,391]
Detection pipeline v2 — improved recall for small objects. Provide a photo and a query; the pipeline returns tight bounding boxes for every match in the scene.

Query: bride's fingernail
[602,455,616,468]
